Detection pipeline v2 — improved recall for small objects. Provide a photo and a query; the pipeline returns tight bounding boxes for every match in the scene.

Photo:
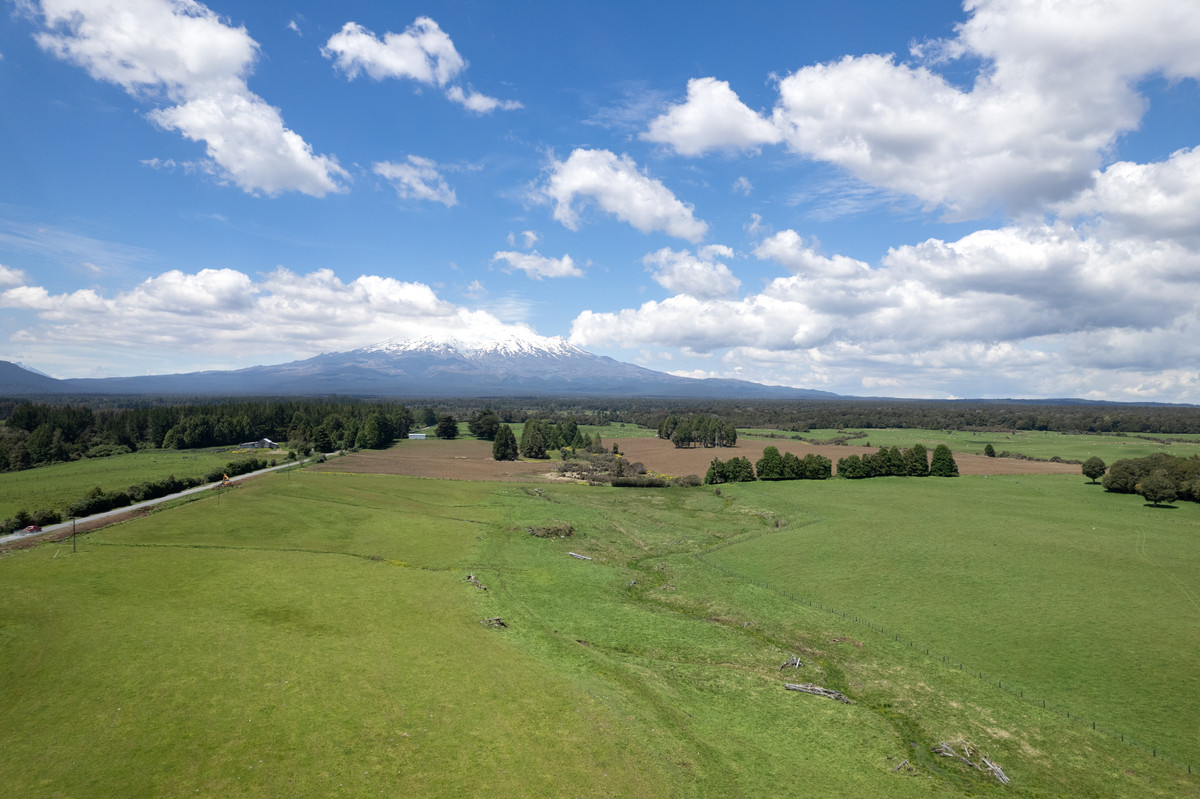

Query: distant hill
[0,332,838,400]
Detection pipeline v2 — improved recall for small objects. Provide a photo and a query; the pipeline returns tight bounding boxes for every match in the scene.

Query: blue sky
[2,0,1199,402]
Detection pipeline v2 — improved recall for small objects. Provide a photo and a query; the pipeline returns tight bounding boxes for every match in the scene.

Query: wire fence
[693,538,1195,776]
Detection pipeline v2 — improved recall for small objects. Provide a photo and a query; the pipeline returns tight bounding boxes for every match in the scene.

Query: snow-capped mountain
[365,330,586,361]
[0,333,838,399]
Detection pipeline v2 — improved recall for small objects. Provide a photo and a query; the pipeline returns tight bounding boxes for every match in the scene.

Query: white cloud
[0,264,28,288]
[1058,146,1200,240]
[732,176,753,196]
[0,266,544,373]
[374,157,457,206]
[445,84,522,113]
[753,230,869,278]
[324,17,519,113]
[644,245,740,299]
[572,218,1200,401]
[642,77,781,156]
[35,0,347,197]
[642,1,1200,219]
[492,251,582,279]
[538,148,708,242]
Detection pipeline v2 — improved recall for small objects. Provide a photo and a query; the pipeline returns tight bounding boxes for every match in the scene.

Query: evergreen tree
[929,444,959,477]
[904,444,930,476]
[984,443,996,457]
[520,421,548,458]
[492,424,519,461]
[467,408,501,441]
[756,446,785,480]
[435,415,458,440]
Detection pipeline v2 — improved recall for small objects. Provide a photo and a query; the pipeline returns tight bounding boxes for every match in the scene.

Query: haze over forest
[2,1,1199,402]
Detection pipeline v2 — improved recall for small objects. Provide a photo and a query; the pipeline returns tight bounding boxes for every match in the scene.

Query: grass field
[3,455,1198,796]
[0,447,274,520]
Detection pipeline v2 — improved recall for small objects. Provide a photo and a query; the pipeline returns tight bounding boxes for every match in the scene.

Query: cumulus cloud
[644,245,740,299]
[538,149,708,242]
[1058,146,1200,240]
[34,0,347,197]
[753,230,869,278]
[643,0,1200,218]
[572,219,1200,400]
[0,266,542,372]
[324,17,520,113]
[492,251,582,280]
[642,77,780,156]
[0,264,28,288]
[374,157,457,206]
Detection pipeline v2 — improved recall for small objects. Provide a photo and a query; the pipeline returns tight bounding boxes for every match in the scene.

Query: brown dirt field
[615,437,1083,477]
[310,439,556,482]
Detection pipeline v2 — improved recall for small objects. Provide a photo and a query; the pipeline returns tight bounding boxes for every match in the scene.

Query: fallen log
[784,683,853,704]
[932,740,1009,785]
[463,573,487,590]
[779,655,804,670]
[567,552,592,560]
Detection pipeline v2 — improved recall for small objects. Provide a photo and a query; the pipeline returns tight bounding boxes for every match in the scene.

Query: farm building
[240,438,278,449]
[408,433,427,440]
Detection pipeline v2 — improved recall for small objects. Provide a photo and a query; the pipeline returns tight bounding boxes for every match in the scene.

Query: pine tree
[929,444,959,477]
[492,425,519,461]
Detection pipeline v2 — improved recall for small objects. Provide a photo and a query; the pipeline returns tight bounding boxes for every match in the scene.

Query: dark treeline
[0,399,414,472]
[617,399,1200,435]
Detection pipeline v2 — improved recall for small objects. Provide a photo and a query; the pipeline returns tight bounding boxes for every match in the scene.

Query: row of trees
[0,400,416,471]
[704,445,958,484]
[657,414,738,448]
[754,447,833,480]
[836,444,958,479]
[1101,453,1200,505]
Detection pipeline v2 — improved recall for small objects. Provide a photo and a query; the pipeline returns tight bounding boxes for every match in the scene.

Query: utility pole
[71,516,77,553]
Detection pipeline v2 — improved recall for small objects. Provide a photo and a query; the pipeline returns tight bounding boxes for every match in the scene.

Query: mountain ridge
[0,334,837,399]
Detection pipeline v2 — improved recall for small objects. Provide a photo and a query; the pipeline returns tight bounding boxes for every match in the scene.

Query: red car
[22,525,42,534]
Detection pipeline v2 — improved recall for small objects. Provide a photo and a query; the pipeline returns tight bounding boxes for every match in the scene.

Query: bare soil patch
[311,439,555,482]
[614,437,1082,477]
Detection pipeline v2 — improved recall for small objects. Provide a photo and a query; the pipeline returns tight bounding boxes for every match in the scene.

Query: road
[0,457,315,547]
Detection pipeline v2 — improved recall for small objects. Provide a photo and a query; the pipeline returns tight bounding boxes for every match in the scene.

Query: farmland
[1,432,1198,797]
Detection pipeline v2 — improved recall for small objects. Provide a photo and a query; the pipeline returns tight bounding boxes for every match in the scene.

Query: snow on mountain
[362,330,585,360]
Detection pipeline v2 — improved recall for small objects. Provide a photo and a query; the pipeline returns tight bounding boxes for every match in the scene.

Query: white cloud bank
[537,149,708,242]
[571,220,1200,401]
[34,0,347,197]
[323,17,521,113]
[0,266,531,374]
[645,0,1200,218]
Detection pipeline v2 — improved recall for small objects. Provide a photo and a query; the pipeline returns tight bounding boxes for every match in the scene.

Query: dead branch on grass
[931,739,1010,785]
[784,683,853,704]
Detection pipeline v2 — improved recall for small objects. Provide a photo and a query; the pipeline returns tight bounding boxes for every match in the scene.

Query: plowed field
[618,437,1082,477]
[312,436,1081,482]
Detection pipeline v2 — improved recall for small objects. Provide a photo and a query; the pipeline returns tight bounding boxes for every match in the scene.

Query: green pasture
[745,427,1200,463]
[2,465,1198,796]
[706,476,1200,765]
[0,447,274,520]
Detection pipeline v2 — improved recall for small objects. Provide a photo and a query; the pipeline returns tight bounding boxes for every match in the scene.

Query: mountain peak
[362,330,586,360]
